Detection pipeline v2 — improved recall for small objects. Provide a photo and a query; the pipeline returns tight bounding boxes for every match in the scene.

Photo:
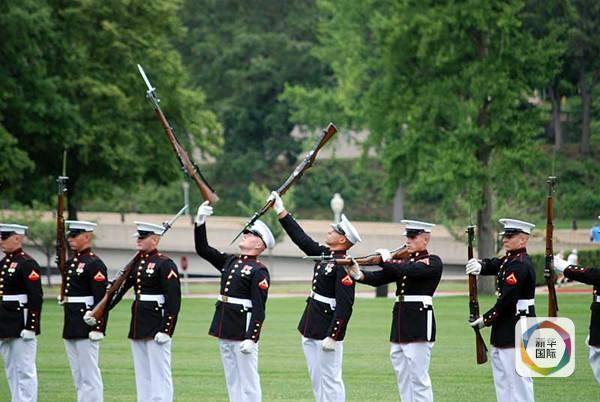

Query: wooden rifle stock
[153,108,219,204]
[232,123,337,243]
[328,245,409,266]
[56,176,68,301]
[137,64,219,204]
[545,176,558,317]
[90,252,141,321]
[467,226,488,364]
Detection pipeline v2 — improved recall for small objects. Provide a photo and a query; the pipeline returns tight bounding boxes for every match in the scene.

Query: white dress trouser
[588,346,600,383]
[490,347,534,402]
[64,339,103,402]
[218,339,262,402]
[390,342,433,402]
[0,337,38,402]
[301,337,345,402]
[130,339,173,402]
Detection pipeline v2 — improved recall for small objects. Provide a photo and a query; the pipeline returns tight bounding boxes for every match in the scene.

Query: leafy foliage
[0,0,221,217]
[179,0,331,212]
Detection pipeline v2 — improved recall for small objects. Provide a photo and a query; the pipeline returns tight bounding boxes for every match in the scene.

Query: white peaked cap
[401,219,435,235]
[499,218,535,235]
[247,219,276,249]
[0,224,28,235]
[131,221,165,237]
[65,220,97,233]
[331,214,362,244]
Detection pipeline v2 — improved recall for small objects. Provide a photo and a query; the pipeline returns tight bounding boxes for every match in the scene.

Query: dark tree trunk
[548,86,563,150]
[579,71,592,157]
[477,179,496,295]
[45,253,52,287]
[66,148,79,220]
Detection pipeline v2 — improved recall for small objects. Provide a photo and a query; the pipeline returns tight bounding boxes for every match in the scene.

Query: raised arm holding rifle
[270,191,361,402]
[194,201,274,402]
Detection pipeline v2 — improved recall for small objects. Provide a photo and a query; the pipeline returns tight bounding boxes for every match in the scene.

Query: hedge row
[530,248,600,286]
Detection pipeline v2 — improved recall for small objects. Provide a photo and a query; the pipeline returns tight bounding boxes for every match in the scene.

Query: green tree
[285,0,563,288]
[2,0,221,217]
[565,0,600,156]
[0,0,72,198]
[179,0,331,214]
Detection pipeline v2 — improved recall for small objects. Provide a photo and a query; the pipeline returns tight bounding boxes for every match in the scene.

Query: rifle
[304,245,409,266]
[56,176,68,301]
[89,205,188,321]
[545,176,558,317]
[467,226,488,364]
[230,123,338,243]
[137,64,219,204]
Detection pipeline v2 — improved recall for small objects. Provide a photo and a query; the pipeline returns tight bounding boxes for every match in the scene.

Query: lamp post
[330,193,344,223]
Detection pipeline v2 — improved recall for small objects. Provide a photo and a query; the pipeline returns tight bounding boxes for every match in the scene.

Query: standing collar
[410,250,429,259]
[506,248,527,257]
[141,249,159,259]
[5,248,23,259]
[75,248,92,257]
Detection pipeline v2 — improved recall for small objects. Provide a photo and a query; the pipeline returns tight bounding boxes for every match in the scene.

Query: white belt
[310,292,336,309]
[2,294,28,304]
[65,296,94,306]
[595,296,600,303]
[395,295,433,305]
[138,294,165,304]
[218,295,252,309]
[516,299,535,313]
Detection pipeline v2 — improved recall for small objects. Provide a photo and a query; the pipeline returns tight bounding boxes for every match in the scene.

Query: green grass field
[1,294,600,401]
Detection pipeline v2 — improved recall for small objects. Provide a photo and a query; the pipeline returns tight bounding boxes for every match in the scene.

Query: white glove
[240,339,257,354]
[469,316,484,329]
[57,295,64,305]
[345,260,364,281]
[20,329,36,340]
[375,248,392,262]
[321,337,337,351]
[268,191,285,214]
[466,258,482,275]
[553,256,570,273]
[89,331,104,341]
[83,311,98,326]
[154,332,171,344]
[195,200,214,225]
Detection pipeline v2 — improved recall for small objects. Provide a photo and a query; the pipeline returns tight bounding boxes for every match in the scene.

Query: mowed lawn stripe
[1,295,599,401]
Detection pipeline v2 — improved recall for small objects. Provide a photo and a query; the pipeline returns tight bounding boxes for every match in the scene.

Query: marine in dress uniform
[85,221,181,402]
[0,224,43,402]
[346,220,442,402]
[194,201,273,402]
[466,219,536,402]
[62,221,107,402]
[269,191,361,402]
[553,255,600,383]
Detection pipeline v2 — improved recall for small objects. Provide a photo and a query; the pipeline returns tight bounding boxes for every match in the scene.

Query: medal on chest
[76,262,86,275]
[241,265,253,276]
[8,262,17,275]
[146,262,156,275]
[323,262,334,275]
